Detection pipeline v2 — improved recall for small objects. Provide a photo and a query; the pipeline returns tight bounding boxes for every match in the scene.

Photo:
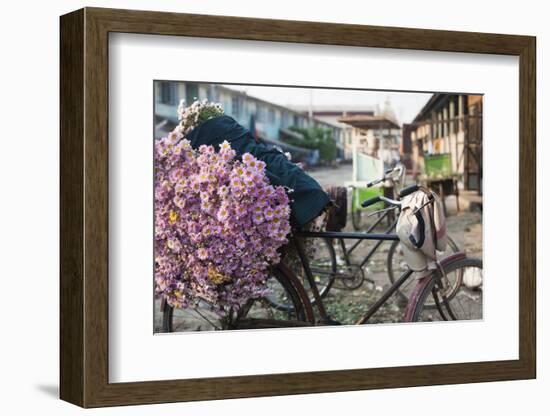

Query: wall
[0,1,546,415]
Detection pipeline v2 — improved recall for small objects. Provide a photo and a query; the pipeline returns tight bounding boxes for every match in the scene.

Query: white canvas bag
[396,189,448,271]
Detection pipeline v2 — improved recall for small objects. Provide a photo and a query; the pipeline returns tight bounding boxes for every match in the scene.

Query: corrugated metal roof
[338,115,400,130]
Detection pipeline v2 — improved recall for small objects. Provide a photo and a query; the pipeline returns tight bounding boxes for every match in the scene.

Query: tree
[286,126,337,163]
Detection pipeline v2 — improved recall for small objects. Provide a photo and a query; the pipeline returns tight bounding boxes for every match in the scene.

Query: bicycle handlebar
[398,184,419,199]
[361,195,402,208]
[366,164,405,188]
[361,196,381,208]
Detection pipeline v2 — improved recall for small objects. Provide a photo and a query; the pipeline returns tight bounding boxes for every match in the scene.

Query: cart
[419,153,460,215]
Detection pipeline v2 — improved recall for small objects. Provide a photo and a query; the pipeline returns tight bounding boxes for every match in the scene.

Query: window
[231,96,242,117]
[185,83,199,105]
[282,112,290,127]
[160,82,175,105]
[256,106,264,122]
[206,85,220,102]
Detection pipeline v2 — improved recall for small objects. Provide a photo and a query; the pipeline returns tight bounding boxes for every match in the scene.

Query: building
[154,82,343,164]
[404,94,483,193]
[338,114,401,166]
[291,105,375,161]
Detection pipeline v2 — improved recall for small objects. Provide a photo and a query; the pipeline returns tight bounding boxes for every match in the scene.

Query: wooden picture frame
[60,7,536,408]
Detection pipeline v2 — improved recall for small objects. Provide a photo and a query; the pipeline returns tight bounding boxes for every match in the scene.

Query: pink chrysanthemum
[154,135,291,314]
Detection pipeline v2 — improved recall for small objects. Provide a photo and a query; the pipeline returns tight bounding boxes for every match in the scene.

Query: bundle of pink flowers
[154,130,291,314]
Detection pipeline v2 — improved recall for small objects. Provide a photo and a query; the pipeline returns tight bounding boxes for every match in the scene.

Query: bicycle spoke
[192,308,223,330]
[412,259,483,323]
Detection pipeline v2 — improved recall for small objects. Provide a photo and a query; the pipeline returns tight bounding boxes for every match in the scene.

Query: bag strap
[408,208,426,248]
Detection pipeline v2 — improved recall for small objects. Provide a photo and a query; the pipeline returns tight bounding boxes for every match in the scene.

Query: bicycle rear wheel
[409,257,483,322]
[235,266,314,329]
[266,237,336,311]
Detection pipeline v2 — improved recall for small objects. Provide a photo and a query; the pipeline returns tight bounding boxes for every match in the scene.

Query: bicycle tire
[161,265,312,332]
[266,237,336,311]
[351,190,363,231]
[387,235,461,307]
[408,257,483,322]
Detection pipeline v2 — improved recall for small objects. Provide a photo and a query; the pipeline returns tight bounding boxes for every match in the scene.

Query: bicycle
[161,184,482,331]
[267,166,461,312]
[350,164,406,231]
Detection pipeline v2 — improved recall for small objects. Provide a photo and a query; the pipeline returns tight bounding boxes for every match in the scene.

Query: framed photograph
[60,7,536,408]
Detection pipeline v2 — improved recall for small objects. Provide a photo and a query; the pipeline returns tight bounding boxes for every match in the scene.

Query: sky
[222,84,433,124]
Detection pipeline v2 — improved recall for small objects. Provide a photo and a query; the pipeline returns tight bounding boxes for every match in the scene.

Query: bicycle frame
[293,230,415,324]
[295,207,399,290]
[343,208,399,269]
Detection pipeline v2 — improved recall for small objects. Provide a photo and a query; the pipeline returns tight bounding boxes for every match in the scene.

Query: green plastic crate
[352,186,384,212]
[424,153,452,178]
